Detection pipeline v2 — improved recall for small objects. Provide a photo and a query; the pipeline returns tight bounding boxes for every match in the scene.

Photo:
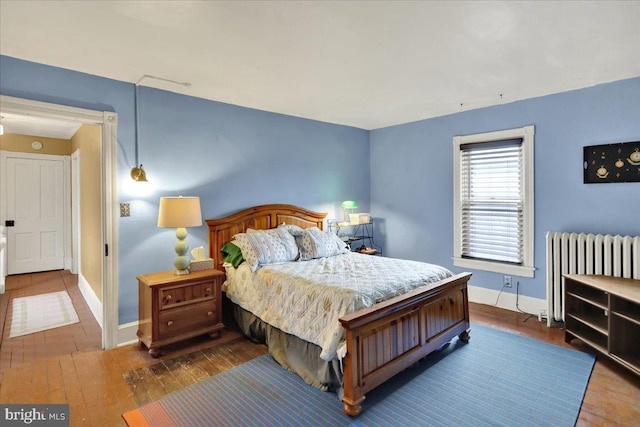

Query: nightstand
[328,218,382,255]
[137,269,224,357]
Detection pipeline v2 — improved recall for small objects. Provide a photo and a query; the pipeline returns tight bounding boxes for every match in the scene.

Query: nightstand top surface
[137,269,223,286]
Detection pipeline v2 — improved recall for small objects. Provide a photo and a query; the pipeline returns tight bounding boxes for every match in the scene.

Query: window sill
[452,257,535,278]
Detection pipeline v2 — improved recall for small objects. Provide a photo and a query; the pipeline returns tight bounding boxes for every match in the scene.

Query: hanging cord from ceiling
[130,75,192,182]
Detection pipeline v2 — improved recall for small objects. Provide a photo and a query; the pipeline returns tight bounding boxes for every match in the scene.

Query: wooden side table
[137,269,224,357]
[564,274,640,376]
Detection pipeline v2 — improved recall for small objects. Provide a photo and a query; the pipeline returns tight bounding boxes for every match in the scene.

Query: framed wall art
[583,141,640,183]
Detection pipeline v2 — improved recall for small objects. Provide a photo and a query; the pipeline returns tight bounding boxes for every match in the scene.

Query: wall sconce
[341,200,358,223]
[130,165,147,182]
[157,196,203,275]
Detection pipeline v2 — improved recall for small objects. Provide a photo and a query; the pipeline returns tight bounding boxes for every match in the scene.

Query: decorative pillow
[233,227,299,272]
[282,223,305,237]
[220,241,244,268]
[296,227,348,260]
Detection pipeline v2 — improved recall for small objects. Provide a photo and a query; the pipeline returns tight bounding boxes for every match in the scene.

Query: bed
[206,204,471,416]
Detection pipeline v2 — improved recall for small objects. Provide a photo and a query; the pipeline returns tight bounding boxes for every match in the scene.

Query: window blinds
[459,138,524,265]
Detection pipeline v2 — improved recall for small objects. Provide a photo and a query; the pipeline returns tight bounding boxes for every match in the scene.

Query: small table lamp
[341,200,358,223]
[157,196,203,275]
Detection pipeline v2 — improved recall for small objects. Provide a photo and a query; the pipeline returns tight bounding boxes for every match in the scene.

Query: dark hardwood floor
[0,270,102,370]
[0,271,638,426]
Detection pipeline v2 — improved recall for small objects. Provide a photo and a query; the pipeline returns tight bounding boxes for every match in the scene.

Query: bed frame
[206,204,471,416]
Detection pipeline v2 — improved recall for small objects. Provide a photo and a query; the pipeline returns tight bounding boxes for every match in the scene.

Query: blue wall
[2,54,638,319]
[370,77,640,300]
[0,55,370,324]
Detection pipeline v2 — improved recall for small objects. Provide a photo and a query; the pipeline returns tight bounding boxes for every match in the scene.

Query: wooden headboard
[205,204,327,273]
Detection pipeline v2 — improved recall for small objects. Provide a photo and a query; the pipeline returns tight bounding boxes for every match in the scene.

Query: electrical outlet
[503,275,512,288]
[538,309,547,323]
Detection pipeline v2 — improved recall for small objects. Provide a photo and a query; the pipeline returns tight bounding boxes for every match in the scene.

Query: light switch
[120,203,130,217]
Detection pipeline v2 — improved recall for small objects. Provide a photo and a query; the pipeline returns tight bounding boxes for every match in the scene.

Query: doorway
[0,95,119,350]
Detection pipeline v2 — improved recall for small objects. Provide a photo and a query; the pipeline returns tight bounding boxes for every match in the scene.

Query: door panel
[7,157,65,274]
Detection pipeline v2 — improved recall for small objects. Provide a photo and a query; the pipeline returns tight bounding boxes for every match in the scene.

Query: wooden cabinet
[137,269,224,357]
[564,274,640,375]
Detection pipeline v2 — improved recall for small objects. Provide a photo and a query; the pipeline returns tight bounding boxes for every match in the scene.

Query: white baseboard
[117,321,139,347]
[112,285,545,347]
[77,272,103,328]
[468,284,546,318]
[112,287,545,346]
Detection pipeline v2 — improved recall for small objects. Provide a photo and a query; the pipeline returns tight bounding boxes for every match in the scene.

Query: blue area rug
[123,324,595,427]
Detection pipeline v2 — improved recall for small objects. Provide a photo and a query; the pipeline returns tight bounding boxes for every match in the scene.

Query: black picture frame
[583,141,640,183]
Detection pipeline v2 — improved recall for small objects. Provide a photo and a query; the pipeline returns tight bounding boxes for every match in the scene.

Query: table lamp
[341,200,358,223]
[157,196,202,275]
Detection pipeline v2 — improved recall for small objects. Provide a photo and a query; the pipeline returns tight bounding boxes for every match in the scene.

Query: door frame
[71,150,80,275]
[0,152,70,274]
[0,95,119,350]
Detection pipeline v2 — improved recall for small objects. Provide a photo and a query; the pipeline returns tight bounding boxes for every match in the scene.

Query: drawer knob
[205,287,211,293]
[207,311,213,316]
[165,295,172,302]
[167,320,173,326]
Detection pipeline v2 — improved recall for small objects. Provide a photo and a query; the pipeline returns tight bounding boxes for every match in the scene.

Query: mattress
[224,252,453,361]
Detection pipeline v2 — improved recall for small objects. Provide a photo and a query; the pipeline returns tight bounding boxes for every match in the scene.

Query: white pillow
[233,227,299,272]
[282,223,305,237]
[296,227,348,260]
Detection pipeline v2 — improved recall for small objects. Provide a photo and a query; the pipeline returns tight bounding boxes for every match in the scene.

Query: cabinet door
[423,289,465,342]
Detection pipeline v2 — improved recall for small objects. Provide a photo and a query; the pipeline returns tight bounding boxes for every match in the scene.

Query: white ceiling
[1,1,639,131]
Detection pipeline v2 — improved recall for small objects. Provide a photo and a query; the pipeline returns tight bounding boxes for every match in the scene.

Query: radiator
[545,231,640,326]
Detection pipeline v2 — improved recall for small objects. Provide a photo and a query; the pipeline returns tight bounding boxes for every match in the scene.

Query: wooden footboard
[339,272,471,416]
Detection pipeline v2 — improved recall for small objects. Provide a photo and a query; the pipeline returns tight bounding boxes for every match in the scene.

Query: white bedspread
[224,252,453,361]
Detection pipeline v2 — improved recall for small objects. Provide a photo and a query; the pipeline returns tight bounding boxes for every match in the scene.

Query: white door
[6,156,65,274]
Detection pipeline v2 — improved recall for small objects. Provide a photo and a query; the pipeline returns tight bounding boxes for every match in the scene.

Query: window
[453,126,535,277]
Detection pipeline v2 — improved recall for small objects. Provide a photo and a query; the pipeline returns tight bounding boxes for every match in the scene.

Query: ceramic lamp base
[173,227,191,275]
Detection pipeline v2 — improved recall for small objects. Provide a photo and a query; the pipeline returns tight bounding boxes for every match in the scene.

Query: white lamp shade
[157,196,203,228]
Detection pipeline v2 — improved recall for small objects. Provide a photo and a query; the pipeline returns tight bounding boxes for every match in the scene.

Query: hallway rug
[9,290,79,338]
[122,324,595,427]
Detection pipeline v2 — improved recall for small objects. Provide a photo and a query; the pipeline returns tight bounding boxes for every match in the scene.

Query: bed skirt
[232,304,344,396]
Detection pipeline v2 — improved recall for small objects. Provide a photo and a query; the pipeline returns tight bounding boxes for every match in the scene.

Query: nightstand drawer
[158,300,217,339]
[159,282,216,309]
